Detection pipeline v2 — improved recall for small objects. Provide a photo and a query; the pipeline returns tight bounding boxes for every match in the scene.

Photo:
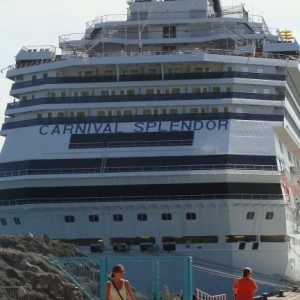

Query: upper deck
[5,0,299,75]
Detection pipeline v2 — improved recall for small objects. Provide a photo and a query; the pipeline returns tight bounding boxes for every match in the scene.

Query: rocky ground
[0,233,86,300]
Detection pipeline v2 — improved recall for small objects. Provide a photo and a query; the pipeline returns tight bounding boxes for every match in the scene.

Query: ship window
[127,90,135,95]
[143,109,152,115]
[246,212,255,220]
[57,112,64,118]
[111,91,116,96]
[101,90,109,96]
[192,87,201,93]
[163,26,176,38]
[162,213,172,221]
[47,113,52,118]
[156,89,161,95]
[171,88,180,94]
[77,112,85,117]
[107,111,112,116]
[32,75,37,81]
[239,242,246,250]
[81,91,89,97]
[202,87,208,93]
[137,213,148,221]
[116,110,122,116]
[201,108,206,113]
[70,112,75,117]
[0,218,7,226]
[186,212,196,220]
[65,216,75,223]
[84,71,93,76]
[43,73,48,79]
[37,113,42,118]
[260,235,289,242]
[56,72,61,77]
[224,107,229,113]
[165,89,170,94]
[16,75,24,81]
[124,110,132,116]
[97,111,106,117]
[74,91,79,97]
[146,89,154,95]
[265,212,274,220]
[194,68,203,73]
[169,109,178,115]
[120,90,125,95]
[211,107,218,113]
[225,235,257,243]
[50,92,55,98]
[162,109,168,115]
[89,215,99,222]
[113,214,123,222]
[212,87,221,93]
[226,87,231,92]
[190,108,199,114]
[149,69,157,74]
[13,217,21,225]
[22,96,27,101]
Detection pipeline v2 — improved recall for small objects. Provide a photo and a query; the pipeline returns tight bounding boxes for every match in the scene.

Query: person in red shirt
[233,267,258,300]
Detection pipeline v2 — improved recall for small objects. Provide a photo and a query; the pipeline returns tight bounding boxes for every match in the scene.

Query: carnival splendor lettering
[39,120,228,135]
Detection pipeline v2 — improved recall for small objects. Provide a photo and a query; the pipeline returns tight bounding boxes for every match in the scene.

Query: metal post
[183,256,193,300]
[151,258,160,300]
[99,257,108,300]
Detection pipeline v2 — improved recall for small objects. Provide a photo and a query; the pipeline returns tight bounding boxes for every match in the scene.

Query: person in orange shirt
[233,267,258,300]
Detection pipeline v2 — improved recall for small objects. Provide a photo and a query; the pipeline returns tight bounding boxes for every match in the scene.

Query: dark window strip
[0,155,277,177]
[0,182,282,203]
[69,131,194,149]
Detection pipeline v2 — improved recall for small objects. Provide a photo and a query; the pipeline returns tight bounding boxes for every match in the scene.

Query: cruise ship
[1,0,300,294]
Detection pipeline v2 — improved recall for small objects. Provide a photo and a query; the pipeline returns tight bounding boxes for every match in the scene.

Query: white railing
[195,288,227,300]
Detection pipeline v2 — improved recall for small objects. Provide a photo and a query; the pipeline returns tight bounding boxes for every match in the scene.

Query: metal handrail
[0,164,279,178]
[8,47,299,71]
[0,194,284,207]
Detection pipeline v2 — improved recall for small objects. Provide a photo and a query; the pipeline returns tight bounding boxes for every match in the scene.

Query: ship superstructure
[1,0,300,293]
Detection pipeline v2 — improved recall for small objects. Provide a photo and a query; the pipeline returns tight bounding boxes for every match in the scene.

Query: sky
[0,0,299,150]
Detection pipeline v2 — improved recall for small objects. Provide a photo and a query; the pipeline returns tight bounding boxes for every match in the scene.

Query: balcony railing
[0,193,284,207]
[9,47,298,71]
[10,71,286,90]
[7,91,286,110]
[0,163,279,178]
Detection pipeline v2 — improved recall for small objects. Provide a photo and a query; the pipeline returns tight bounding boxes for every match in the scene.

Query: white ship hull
[1,0,300,295]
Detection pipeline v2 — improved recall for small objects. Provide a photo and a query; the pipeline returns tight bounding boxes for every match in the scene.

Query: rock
[0,234,85,300]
